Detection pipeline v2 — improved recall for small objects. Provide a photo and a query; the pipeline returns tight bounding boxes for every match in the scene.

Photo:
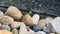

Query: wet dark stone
[0,0,60,16]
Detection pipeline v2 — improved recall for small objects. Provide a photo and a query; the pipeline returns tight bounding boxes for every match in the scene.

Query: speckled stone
[32,14,40,24]
[12,28,18,34]
[5,6,22,21]
[1,25,11,31]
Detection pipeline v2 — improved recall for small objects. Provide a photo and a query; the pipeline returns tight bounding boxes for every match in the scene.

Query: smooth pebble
[37,19,46,29]
[5,6,22,21]
[32,14,40,24]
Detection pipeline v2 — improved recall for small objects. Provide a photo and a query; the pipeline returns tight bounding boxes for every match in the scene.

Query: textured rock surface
[0,0,60,16]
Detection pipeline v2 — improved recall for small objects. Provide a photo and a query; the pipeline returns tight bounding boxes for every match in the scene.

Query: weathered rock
[48,17,60,34]
[12,28,18,34]
[1,25,11,31]
[28,29,35,33]
[32,14,40,24]
[37,31,46,34]
[19,23,28,34]
[50,33,55,34]
[26,26,30,31]
[32,24,40,32]
[0,15,14,25]
[10,21,22,28]
[0,30,13,34]
[37,19,46,29]
[43,26,51,33]
[22,15,34,26]
[5,6,22,21]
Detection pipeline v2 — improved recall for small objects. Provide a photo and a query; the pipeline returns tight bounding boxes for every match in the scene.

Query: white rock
[28,29,35,33]
[37,31,46,34]
[32,14,40,24]
[48,17,60,34]
[19,23,28,34]
[10,21,22,28]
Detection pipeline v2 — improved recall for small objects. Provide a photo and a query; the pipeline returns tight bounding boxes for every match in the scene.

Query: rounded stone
[22,15,34,26]
[37,19,46,29]
[5,6,22,21]
[32,14,40,24]
[32,24,40,32]
[0,11,3,16]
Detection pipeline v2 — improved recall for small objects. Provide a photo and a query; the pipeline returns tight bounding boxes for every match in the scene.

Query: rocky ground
[0,0,60,16]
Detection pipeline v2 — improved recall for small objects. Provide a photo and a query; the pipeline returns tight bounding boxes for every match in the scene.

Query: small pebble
[37,31,46,34]
[10,21,22,28]
[1,25,11,31]
[32,14,40,24]
[0,30,13,34]
[43,26,51,33]
[12,28,18,34]
[32,24,40,32]
[37,19,46,29]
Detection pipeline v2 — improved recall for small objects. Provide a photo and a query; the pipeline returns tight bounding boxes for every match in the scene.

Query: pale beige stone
[22,15,34,26]
[37,19,46,29]
[50,33,55,34]
[0,15,14,25]
[10,21,22,28]
[5,6,22,21]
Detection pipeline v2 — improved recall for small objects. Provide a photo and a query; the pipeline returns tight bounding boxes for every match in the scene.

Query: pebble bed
[0,6,60,34]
